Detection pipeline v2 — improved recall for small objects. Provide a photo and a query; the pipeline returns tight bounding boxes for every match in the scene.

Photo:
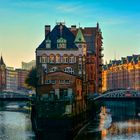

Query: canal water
[0,100,140,140]
[0,101,35,140]
[76,100,140,140]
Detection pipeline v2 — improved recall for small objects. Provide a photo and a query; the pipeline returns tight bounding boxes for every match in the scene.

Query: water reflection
[0,100,140,140]
[76,101,140,140]
[0,101,35,140]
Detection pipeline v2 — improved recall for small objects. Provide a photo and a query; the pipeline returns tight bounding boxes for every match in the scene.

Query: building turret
[0,55,6,91]
[74,28,86,44]
[0,56,6,67]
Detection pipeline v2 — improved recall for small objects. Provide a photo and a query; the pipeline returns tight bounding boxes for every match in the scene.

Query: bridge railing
[88,89,140,100]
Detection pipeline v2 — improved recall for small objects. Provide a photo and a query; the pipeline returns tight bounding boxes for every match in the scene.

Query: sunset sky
[0,0,140,68]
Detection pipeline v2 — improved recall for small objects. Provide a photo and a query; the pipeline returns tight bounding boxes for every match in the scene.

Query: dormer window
[46,39,51,48]
[57,37,67,49]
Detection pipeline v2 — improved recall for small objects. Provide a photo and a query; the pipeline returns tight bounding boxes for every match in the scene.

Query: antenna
[79,23,80,28]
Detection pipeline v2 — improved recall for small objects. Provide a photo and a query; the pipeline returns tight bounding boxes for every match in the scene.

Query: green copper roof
[74,28,86,43]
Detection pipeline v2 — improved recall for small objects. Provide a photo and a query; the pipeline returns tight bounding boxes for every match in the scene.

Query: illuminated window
[49,54,55,63]
[56,54,61,63]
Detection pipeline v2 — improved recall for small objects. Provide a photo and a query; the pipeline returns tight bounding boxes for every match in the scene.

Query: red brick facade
[70,24,103,93]
[36,23,103,96]
[38,71,82,100]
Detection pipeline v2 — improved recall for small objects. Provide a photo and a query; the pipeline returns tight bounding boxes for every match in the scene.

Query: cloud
[11,0,50,9]
[102,18,128,26]
[56,2,85,14]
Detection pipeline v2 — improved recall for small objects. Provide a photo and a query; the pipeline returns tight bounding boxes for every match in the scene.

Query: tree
[25,67,38,89]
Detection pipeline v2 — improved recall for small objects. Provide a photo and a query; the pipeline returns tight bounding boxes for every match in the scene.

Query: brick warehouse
[102,55,140,92]
[36,22,103,97]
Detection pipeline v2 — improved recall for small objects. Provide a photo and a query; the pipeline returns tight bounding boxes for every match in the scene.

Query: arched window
[63,55,68,63]
[69,55,75,63]
[49,54,55,63]
[41,54,47,63]
[64,67,74,74]
[56,54,61,63]
[50,67,57,72]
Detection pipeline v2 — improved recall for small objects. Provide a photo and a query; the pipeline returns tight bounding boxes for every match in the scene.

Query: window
[49,67,57,72]
[46,39,51,48]
[63,55,68,63]
[39,57,42,63]
[59,80,65,84]
[78,64,82,70]
[64,67,74,74]
[45,80,51,84]
[49,54,55,63]
[65,80,70,84]
[56,54,61,63]
[51,80,56,84]
[79,57,82,62]
[78,71,82,75]
[45,80,56,84]
[69,56,75,63]
[42,56,47,63]
[57,37,67,49]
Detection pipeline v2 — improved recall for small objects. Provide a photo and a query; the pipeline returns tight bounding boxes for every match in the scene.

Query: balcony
[99,64,103,67]
[99,47,104,51]
[99,54,104,58]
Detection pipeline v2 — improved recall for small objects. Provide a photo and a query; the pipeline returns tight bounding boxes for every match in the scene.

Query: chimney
[45,25,51,36]
[71,25,76,31]
[97,22,99,30]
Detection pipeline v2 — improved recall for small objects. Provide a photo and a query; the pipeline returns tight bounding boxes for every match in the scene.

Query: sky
[0,0,140,68]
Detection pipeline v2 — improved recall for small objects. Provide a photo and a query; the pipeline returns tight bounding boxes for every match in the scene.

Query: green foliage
[25,67,38,89]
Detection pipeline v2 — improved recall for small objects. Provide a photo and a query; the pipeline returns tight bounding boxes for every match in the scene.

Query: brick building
[37,71,82,100]
[16,69,29,90]
[0,56,29,92]
[22,60,35,70]
[70,23,103,93]
[36,22,103,96]
[6,67,18,91]
[0,56,6,91]
[102,55,140,92]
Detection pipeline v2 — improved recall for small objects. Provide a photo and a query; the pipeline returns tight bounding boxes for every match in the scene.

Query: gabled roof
[74,28,86,43]
[0,56,5,66]
[46,71,82,79]
[37,24,78,50]
[104,54,140,69]
[136,55,140,61]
